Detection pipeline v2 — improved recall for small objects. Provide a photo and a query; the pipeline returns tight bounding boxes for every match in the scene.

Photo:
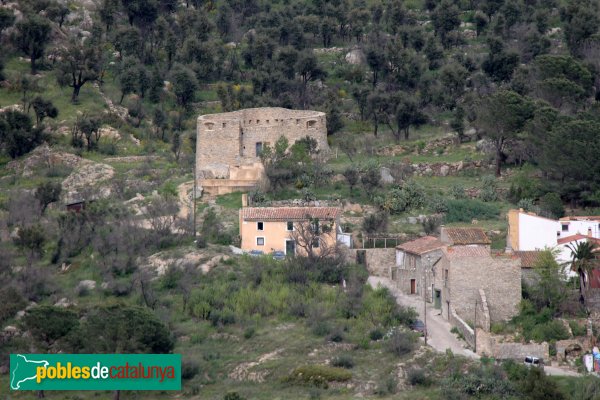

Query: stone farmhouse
[196,107,329,196]
[393,227,520,330]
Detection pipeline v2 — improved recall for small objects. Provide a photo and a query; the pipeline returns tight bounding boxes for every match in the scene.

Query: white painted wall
[554,239,587,279]
[558,220,600,239]
[518,213,559,250]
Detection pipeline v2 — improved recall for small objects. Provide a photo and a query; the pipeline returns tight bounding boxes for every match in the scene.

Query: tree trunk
[113,390,120,400]
[404,128,410,140]
[72,85,82,103]
[495,145,502,177]
[30,55,37,75]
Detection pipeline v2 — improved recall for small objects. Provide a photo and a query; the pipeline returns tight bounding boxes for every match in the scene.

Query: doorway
[434,290,441,309]
[410,279,416,294]
[286,240,296,256]
[356,250,366,266]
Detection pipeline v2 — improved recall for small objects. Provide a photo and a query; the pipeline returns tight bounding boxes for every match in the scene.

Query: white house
[507,209,600,278]
[507,209,560,251]
[558,216,600,240]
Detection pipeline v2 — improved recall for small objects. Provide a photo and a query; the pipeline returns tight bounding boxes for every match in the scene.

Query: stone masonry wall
[476,330,549,360]
[196,108,328,179]
[356,248,395,278]
[450,306,475,348]
[448,255,521,324]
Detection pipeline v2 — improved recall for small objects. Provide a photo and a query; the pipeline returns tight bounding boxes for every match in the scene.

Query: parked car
[248,250,264,257]
[272,251,286,261]
[524,356,543,368]
[410,320,426,335]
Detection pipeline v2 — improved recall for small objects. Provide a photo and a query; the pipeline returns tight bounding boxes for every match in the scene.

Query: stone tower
[196,107,328,195]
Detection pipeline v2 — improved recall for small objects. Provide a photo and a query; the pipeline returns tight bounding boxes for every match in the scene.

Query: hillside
[2,0,600,399]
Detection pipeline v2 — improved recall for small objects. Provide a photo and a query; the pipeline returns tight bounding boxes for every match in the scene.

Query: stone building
[436,246,521,324]
[394,236,445,302]
[196,107,329,195]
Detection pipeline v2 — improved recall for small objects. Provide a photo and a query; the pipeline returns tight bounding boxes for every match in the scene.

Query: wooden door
[410,279,416,294]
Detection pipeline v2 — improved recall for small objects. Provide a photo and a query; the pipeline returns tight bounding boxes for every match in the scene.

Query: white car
[524,356,543,368]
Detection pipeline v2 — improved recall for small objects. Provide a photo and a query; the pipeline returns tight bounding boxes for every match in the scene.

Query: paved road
[367,276,581,377]
[368,276,478,359]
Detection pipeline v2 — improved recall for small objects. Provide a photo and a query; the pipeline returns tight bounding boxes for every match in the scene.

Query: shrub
[422,214,442,234]
[407,368,430,386]
[285,365,352,388]
[386,330,416,357]
[181,360,200,380]
[362,212,388,233]
[374,375,398,396]
[445,199,500,222]
[223,392,246,400]
[369,328,384,341]
[476,175,498,202]
[243,326,256,339]
[449,184,466,199]
[539,192,564,218]
[326,327,344,342]
[0,287,26,324]
[569,321,587,337]
[428,196,448,213]
[331,354,354,369]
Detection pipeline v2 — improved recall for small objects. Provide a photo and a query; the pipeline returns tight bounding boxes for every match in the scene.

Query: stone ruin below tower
[196,107,329,196]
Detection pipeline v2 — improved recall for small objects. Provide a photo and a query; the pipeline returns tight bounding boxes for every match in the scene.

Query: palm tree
[568,241,599,300]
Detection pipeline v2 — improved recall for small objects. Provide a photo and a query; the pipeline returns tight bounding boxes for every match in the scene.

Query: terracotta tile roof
[557,234,591,245]
[396,236,445,255]
[512,251,543,269]
[443,246,491,259]
[443,227,491,245]
[241,207,341,221]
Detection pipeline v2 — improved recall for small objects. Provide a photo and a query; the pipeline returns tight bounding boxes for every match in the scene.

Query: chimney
[241,193,248,207]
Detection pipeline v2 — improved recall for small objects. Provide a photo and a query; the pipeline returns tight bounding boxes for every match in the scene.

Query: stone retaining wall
[450,306,475,348]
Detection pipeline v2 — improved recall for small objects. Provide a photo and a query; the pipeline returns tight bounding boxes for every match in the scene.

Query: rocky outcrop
[345,48,366,65]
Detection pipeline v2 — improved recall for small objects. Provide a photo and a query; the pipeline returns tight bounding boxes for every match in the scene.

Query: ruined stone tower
[196,107,328,195]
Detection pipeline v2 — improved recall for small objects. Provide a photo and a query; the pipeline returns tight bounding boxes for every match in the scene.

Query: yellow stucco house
[239,205,347,256]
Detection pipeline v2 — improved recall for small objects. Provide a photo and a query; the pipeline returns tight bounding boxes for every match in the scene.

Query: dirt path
[367,276,582,377]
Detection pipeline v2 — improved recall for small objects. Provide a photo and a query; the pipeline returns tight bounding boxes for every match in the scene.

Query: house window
[256,142,263,156]
[287,221,294,231]
[222,123,227,128]
[257,222,264,231]
[312,237,320,248]
[257,237,265,246]
[444,269,449,287]
[307,120,317,128]
[310,220,320,234]
[562,224,569,232]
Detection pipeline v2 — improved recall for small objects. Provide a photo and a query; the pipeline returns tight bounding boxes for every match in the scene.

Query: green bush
[0,287,26,324]
[285,365,352,388]
[445,199,500,222]
[386,330,417,357]
[569,321,587,337]
[407,368,430,386]
[331,354,354,369]
[539,192,565,218]
[369,328,384,341]
[181,360,199,380]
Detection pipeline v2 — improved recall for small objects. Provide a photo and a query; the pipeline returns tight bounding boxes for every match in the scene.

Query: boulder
[54,298,74,308]
[476,138,495,153]
[345,48,366,65]
[380,167,394,184]
[77,280,96,291]
[344,203,363,213]
[440,165,450,177]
